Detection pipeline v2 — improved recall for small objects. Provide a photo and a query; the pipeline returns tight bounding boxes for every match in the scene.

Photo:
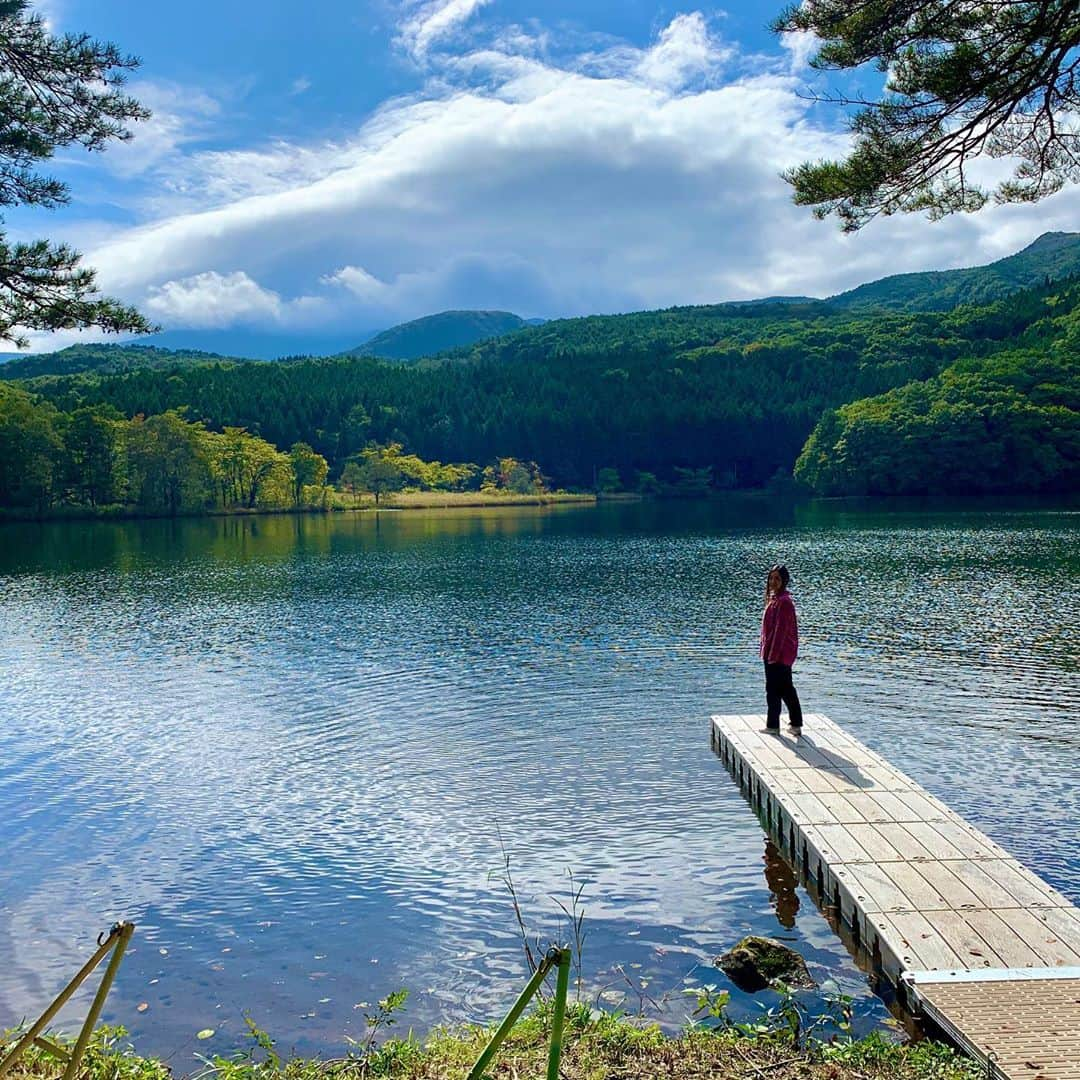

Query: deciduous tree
[288,442,328,507]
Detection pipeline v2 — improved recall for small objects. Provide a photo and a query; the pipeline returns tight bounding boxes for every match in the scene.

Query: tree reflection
[763,838,799,929]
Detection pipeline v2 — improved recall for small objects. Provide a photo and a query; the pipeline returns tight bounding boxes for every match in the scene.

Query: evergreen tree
[775,0,1080,228]
[0,0,152,343]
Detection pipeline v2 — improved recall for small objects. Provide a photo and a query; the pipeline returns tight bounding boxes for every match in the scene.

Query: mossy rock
[715,935,815,992]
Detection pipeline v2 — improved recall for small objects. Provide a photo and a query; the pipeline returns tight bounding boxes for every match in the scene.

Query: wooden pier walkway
[711,713,1080,1080]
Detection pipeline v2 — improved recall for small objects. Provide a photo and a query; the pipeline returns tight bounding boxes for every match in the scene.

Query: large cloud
[22,7,1080,349]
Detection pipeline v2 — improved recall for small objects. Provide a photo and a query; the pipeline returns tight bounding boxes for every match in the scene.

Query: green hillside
[0,343,247,379]
[827,231,1080,312]
[13,280,1066,493]
[796,285,1080,495]
[2,238,1077,514]
[345,310,531,360]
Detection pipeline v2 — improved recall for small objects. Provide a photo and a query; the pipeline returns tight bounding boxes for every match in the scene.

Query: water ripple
[0,500,1076,1062]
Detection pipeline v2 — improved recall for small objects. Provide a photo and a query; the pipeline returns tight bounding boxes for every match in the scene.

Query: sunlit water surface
[0,499,1077,1066]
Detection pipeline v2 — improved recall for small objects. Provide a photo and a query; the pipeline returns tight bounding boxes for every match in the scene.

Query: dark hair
[765,563,790,601]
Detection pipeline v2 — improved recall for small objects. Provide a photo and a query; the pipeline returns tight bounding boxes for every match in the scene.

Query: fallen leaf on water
[136,1003,149,1013]
[159,948,168,956]
[196,1029,215,1040]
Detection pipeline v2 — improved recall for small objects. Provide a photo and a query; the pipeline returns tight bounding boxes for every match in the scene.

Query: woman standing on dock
[761,564,802,731]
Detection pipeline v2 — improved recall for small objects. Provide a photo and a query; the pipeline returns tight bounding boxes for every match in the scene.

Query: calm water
[1,499,1077,1066]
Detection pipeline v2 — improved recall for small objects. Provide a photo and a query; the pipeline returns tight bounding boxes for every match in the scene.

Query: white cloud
[143,270,327,329]
[634,13,732,90]
[25,8,1080,346]
[93,81,222,179]
[290,76,312,95]
[33,0,63,30]
[777,30,819,73]
[398,0,493,59]
[322,264,389,302]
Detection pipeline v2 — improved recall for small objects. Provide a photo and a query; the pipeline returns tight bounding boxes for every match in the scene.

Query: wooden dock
[711,713,1080,1080]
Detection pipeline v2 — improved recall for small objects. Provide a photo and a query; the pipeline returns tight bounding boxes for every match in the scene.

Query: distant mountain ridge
[2,232,1079,378]
[825,231,1080,311]
[0,343,249,380]
[344,310,536,361]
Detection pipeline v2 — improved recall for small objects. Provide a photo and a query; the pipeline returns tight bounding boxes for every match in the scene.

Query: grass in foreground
[4,1008,980,1080]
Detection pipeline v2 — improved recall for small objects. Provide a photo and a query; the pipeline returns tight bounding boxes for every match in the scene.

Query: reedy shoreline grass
[5,1007,980,1080]
[329,490,596,510]
[0,489,595,523]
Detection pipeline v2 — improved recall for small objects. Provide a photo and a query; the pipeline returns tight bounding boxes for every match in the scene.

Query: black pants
[764,662,802,729]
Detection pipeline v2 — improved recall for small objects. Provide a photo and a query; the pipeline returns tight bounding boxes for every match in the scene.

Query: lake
[0,498,1077,1065]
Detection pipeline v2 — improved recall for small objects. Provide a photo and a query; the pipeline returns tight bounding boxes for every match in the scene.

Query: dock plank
[962,909,1047,967]
[882,862,956,912]
[922,909,1003,967]
[885,911,965,970]
[844,862,915,913]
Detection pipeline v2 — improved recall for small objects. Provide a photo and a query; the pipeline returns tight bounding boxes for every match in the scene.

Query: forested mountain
[827,232,1080,312]
[0,343,250,379]
[344,310,533,360]
[11,279,1072,497]
[796,285,1080,495]
[1,238,1077,513]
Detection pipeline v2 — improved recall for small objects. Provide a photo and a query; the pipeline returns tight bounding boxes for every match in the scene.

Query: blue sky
[12,0,1078,357]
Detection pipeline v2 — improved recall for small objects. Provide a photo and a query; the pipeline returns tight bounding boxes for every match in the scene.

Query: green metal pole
[62,922,134,1080]
[467,955,554,1080]
[0,926,125,1080]
[546,948,571,1080]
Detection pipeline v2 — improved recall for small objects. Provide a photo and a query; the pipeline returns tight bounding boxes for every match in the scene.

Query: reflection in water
[763,839,800,930]
[0,497,1077,1062]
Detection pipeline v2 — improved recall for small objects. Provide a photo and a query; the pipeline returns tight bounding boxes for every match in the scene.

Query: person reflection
[763,838,800,929]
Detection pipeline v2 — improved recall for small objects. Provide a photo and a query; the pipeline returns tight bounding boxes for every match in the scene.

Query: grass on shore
[329,490,596,510]
[5,1007,979,1080]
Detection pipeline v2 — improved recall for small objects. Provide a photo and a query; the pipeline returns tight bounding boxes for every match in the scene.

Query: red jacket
[760,591,798,667]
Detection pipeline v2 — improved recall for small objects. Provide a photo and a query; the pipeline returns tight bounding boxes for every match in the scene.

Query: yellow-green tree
[289,442,329,507]
[0,382,62,511]
[126,411,211,515]
[203,426,290,509]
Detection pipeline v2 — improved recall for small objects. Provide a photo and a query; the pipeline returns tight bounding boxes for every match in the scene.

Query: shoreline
[3,488,1077,525]
[3,1008,980,1080]
[0,490,597,524]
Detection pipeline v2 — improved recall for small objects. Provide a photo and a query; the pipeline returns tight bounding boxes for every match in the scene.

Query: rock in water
[715,936,815,992]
